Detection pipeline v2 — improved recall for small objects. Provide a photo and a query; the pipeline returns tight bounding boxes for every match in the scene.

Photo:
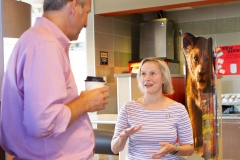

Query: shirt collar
[34,17,70,50]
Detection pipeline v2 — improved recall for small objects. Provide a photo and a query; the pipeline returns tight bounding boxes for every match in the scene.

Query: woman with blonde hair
[111,57,194,159]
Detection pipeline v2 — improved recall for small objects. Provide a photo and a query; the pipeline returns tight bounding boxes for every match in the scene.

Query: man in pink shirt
[0,0,109,159]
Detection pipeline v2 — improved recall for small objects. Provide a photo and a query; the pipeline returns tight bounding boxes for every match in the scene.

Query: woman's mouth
[145,83,153,87]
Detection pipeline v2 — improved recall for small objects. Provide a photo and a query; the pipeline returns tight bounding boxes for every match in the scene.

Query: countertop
[222,114,240,119]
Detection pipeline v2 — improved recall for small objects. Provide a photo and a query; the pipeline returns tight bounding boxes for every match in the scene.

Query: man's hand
[80,86,109,112]
[67,86,109,127]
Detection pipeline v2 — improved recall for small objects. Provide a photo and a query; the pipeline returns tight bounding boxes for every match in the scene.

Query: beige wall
[94,14,143,119]
[142,4,240,79]
[86,1,96,77]
[162,4,240,93]
[94,3,240,115]
[91,3,240,131]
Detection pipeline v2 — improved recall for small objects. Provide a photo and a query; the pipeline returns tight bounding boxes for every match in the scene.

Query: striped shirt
[113,101,193,160]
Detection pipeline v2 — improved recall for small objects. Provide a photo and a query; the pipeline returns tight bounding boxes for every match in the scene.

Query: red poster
[215,45,240,76]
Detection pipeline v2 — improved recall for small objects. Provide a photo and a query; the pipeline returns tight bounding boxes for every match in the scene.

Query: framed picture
[100,51,108,65]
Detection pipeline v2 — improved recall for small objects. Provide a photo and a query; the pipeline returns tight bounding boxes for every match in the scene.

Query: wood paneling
[222,119,240,159]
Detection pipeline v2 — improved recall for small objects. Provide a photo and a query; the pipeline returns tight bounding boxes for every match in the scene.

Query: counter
[222,114,240,119]
[221,114,240,159]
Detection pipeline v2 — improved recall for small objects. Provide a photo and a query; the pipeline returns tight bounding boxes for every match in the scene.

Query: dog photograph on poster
[182,32,217,160]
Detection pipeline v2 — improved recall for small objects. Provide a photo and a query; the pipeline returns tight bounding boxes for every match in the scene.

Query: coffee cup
[85,76,105,91]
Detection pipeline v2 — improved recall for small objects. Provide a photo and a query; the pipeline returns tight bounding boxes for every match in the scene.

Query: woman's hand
[111,125,142,154]
[119,125,142,139]
[151,142,175,159]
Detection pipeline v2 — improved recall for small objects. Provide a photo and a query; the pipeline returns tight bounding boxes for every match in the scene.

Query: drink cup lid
[85,76,105,82]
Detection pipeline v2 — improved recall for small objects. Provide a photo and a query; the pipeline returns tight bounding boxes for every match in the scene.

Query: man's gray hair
[43,0,86,12]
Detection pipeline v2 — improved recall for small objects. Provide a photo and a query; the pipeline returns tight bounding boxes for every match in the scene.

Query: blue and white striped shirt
[113,101,193,160]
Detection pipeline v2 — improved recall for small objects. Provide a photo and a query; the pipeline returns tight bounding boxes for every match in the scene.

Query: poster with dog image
[182,33,217,160]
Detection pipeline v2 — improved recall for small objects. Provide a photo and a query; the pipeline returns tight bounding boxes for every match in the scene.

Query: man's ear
[68,0,78,16]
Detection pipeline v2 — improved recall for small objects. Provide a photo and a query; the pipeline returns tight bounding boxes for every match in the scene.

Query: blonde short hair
[137,57,174,95]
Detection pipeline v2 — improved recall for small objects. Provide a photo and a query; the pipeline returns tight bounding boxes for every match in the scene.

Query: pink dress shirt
[0,17,94,160]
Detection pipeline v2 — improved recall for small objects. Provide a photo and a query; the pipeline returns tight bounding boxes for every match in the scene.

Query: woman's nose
[144,74,151,80]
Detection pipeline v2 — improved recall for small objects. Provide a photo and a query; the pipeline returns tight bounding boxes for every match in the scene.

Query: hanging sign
[100,51,108,65]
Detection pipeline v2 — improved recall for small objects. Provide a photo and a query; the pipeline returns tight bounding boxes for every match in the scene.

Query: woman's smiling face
[140,61,164,95]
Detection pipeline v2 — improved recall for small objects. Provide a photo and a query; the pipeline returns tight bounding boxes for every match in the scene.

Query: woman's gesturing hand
[119,125,142,139]
[151,142,175,159]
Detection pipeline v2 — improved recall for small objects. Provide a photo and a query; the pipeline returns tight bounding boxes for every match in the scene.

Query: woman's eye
[151,72,155,75]
[141,73,146,76]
